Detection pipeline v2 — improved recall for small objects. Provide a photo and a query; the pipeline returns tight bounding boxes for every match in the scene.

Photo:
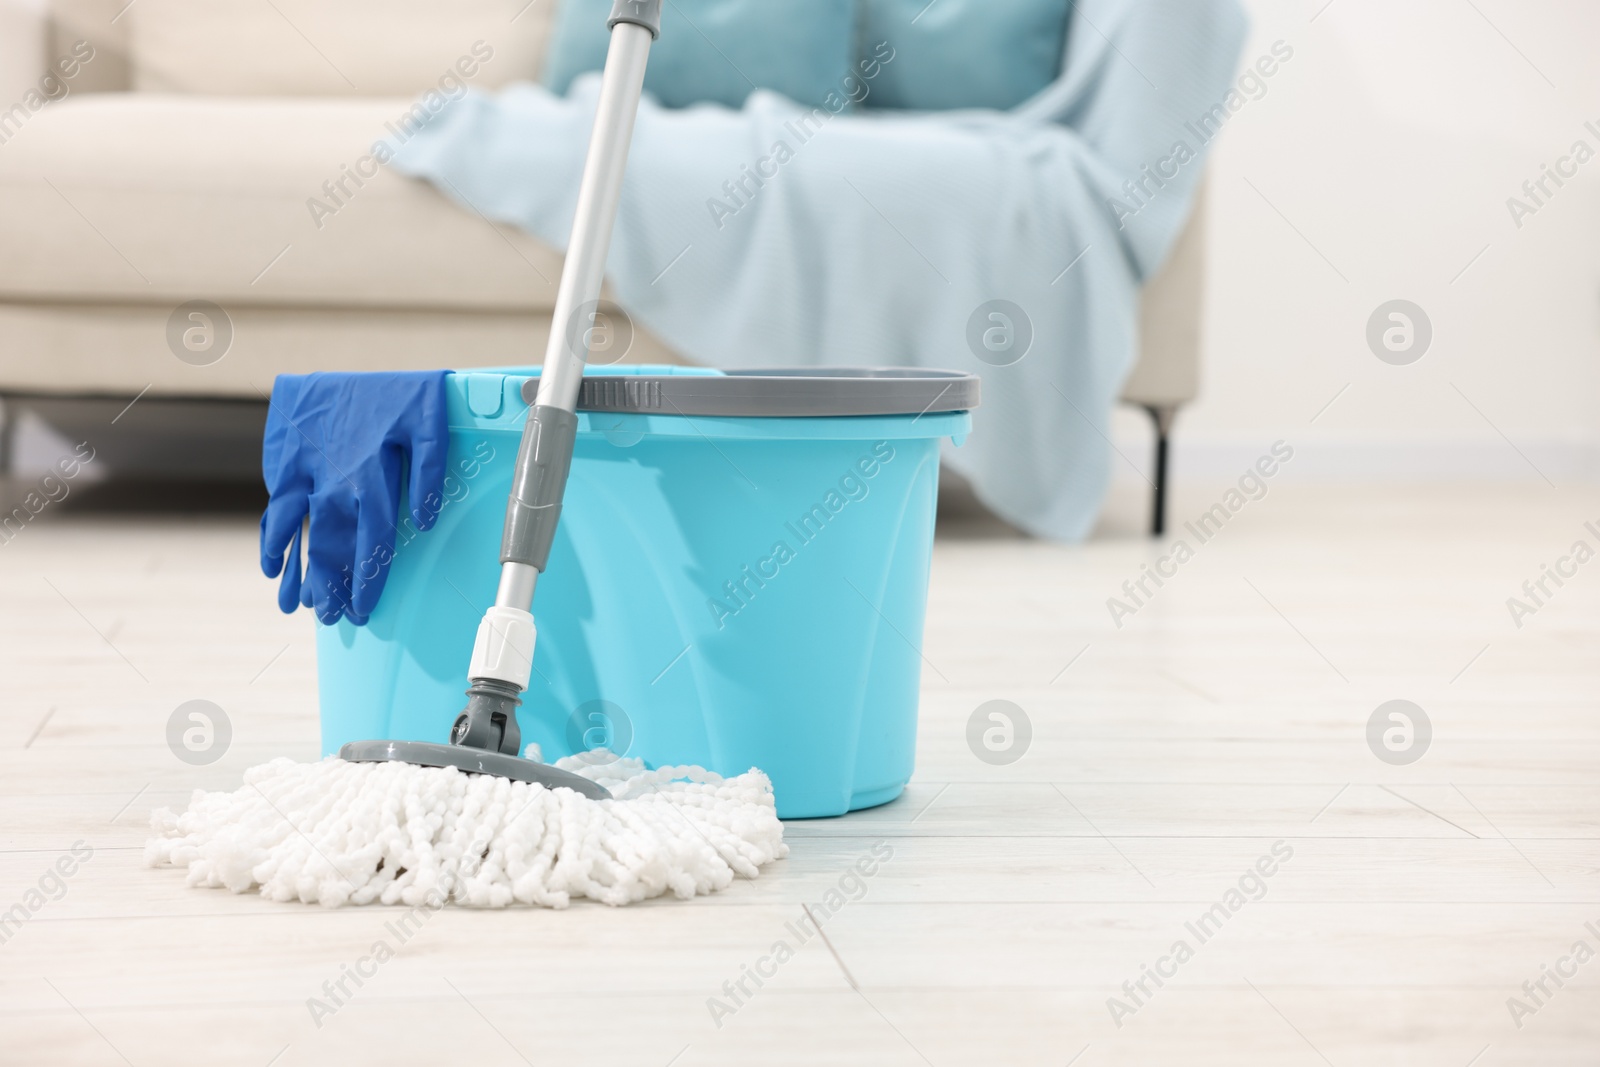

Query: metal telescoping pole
[457,0,661,756]
[345,0,661,776]
[494,13,657,614]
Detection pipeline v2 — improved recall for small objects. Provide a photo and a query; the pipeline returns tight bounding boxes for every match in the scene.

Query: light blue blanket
[390,0,1246,539]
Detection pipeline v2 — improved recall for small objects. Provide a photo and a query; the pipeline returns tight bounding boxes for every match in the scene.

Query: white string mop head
[146,750,788,908]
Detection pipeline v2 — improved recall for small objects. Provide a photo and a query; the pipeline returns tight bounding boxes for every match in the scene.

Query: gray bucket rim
[522,367,980,417]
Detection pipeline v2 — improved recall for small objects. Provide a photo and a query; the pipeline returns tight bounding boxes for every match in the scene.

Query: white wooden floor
[1,482,1597,1066]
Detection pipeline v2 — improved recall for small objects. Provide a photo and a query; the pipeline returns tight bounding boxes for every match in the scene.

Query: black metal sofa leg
[1143,404,1175,538]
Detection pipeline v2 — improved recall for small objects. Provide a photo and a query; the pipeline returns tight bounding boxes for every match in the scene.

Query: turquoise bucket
[314,366,974,818]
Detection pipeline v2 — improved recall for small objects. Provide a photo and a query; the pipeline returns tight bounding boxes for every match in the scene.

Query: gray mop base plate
[338,740,611,800]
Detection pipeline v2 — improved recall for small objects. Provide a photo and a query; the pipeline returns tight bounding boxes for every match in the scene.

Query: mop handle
[494,0,660,612]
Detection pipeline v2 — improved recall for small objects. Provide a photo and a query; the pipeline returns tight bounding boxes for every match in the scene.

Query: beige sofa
[0,0,1202,533]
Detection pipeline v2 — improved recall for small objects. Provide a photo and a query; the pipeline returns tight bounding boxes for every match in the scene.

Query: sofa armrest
[0,0,49,107]
[1123,178,1207,411]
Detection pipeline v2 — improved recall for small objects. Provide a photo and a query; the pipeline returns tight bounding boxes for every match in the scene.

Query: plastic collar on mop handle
[501,405,578,570]
[607,0,661,38]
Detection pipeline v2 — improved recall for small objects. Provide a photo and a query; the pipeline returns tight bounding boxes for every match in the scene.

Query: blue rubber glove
[260,371,450,625]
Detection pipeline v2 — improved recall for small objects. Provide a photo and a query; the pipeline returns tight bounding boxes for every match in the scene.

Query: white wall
[1116,0,1600,488]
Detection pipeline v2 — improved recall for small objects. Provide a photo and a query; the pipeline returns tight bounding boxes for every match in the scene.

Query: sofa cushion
[128,0,555,96]
[0,302,685,399]
[48,0,133,94]
[545,0,857,110]
[860,0,1070,111]
[0,94,563,310]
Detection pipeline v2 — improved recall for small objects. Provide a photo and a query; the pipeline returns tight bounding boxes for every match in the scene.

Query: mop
[147,0,788,907]
[145,751,786,908]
